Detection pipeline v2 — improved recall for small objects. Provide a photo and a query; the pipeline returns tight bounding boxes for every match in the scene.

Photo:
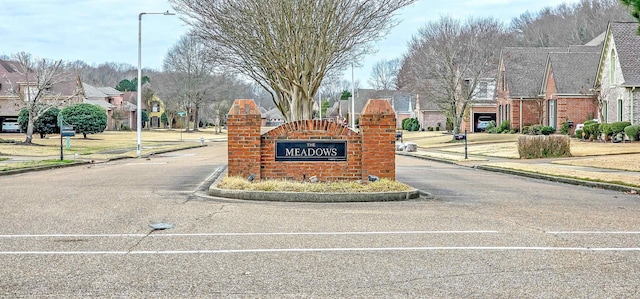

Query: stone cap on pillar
[228,99,261,116]
[361,99,395,115]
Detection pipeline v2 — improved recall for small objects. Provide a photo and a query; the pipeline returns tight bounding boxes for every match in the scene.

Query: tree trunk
[24,111,35,144]
[284,86,314,121]
[193,104,200,132]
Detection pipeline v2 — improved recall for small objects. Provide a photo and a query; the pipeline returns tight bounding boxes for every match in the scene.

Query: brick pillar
[227,99,262,181]
[359,99,396,181]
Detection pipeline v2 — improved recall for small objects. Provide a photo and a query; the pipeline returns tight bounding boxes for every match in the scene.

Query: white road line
[547,231,640,234]
[0,231,499,238]
[1,246,640,255]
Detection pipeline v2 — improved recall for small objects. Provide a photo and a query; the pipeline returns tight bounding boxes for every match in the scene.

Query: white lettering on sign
[275,140,346,161]
[285,147,338,157]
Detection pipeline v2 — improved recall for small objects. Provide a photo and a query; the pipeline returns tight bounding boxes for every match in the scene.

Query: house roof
[84,98,113,110]
[263,107,284,119]
[355,89,415,113]
[500,47,567,98]
[96,87,123,96]
[0,59,79,96]
[82,83,107,98]
[545,52,600,95]
[121,101,137,112]
[610,22,640,86]
[585,31,606,46]
[568,45,601,53]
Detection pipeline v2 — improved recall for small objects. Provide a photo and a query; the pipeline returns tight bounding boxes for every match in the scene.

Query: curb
[0,144,208,176]
[476,165,640,194]
[396,151,459,165]
[0,160,89,176]
[207,166,422,203]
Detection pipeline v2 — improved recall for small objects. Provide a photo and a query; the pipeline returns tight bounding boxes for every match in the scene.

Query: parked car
[1,121,20,133]
[476,116,492,132]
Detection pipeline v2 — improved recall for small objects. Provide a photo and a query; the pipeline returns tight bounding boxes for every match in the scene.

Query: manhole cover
[149,222,175,230]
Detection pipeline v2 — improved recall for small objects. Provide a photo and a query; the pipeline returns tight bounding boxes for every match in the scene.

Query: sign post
[464,130,468,159]
[58,115,75,161]
[178,111,186,141]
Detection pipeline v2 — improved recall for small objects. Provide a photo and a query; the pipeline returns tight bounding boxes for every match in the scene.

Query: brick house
[0,59,83,131]
[325,89,417,129]
[415,93,446,131]
[82,83,136,130]
[466,76,497,133]
[496,47,567,132]
[540,51,600,134]
[594,22,640,124]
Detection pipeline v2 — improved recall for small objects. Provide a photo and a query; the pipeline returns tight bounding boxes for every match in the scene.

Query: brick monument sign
[226,99,396,182]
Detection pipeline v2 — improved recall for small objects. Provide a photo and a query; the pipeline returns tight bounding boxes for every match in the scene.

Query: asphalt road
[1,142,640,298]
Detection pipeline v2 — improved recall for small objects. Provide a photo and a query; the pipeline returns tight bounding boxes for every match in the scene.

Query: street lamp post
[137,11,174,157]
[351,63,355,130]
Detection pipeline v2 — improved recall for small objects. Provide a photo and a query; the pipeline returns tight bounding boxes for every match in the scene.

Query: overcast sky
[1,0,580,88]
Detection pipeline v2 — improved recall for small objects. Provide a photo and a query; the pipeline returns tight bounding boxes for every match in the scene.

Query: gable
[610,22,640,86]
[597,22,640,87]
[500,47,567,98]
[546,52,600,95]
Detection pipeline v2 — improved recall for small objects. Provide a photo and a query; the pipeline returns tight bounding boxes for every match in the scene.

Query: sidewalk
[398,145,640,194]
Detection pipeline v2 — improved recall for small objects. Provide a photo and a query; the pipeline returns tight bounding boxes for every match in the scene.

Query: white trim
[3,246,640,255]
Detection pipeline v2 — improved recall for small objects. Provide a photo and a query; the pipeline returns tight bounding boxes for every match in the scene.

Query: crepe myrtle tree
[59,103,107,138]
[170,0,416,122]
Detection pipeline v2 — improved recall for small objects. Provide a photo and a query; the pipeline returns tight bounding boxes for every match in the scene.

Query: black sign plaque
[275,140,347,162]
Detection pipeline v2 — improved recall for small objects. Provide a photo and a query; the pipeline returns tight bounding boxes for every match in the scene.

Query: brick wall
[227,99,262,181]
[556,97,597,134]
[261,120,362,181]
[360,99,396,180]
[227,99,396,182]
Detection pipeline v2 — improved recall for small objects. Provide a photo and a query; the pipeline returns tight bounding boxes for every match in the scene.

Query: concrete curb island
[207,166,423,203]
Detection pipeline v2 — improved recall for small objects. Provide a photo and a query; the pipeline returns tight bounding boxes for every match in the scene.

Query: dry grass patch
[440,143,520,159]
[402,131,519,149]
[0,159,76,172]
[485,162,640,188]
[0,130,219,158]
[552,154,640,172]
[570,140,640,156]
[218,176,414,193]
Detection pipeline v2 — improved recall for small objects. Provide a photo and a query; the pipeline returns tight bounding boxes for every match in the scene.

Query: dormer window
[478,81,488,99]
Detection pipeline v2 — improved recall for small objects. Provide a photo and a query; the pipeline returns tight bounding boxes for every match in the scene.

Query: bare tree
[163,34,217,132]
[511,0,634,46]
[5,52,80,144]
[209,100,230,134]
[170,0,416,121]
[368,58,400,90]
[66,60,136,87]
[405,16,509,134]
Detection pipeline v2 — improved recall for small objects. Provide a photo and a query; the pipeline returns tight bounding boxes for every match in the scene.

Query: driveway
[1,143,639,297]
